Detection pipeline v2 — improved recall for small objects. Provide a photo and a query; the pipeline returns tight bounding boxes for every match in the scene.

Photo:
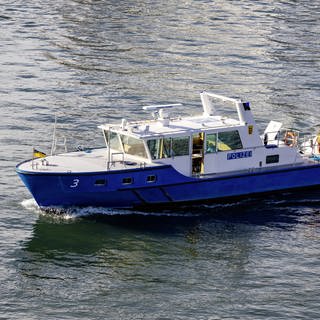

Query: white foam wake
[19,198,157,219]
[20,198,204,219]
[20,195,251,219]
[21,198,41,212]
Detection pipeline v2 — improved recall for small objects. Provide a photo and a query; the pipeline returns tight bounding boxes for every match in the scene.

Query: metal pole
[50,115,57,156]
[107,129,111,170]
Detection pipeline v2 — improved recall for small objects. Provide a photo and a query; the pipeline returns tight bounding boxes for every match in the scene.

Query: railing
[106,152,147,170]
[51,135,68,155]
[50,115,68,155]
[107,152,125,169]
[300,134,320,156]
[263,129,300,148]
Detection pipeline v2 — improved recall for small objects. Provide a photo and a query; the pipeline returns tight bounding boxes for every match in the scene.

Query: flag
[33,149,46,158]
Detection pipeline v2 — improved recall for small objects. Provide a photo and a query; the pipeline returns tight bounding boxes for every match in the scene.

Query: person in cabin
[206,142,216,153]
[193,133,203,154]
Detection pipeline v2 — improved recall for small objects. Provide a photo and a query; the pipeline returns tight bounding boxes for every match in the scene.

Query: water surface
[1,1,320,319]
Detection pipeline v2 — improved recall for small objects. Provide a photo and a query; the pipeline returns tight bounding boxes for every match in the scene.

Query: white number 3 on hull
[70,179,80,188]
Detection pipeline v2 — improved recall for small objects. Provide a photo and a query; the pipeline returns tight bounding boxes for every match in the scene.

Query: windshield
[120,134,148,158]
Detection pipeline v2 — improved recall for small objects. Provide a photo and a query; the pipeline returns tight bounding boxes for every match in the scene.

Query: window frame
[120,134,148,159]
[147,136,190,160]
[266,154,279,164]
[217,130,243,152]
[104,130,123,152]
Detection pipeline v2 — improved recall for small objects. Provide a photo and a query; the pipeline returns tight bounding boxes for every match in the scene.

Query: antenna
[142,103,182,125]
[142,103,182,111]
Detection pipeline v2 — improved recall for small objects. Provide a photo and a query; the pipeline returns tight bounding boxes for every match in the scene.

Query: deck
[17,148,159,174]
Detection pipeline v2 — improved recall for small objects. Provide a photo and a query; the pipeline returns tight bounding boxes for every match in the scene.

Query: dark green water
[1,1,320,319]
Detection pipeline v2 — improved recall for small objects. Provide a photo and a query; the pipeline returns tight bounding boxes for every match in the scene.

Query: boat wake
[21,199,42,214]
[21,198,133,219]
[21,192,320,222]
[20,198,207,219]
[20,195,262,222]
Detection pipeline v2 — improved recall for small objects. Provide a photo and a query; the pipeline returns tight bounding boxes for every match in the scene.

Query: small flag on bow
[33,148,46,159]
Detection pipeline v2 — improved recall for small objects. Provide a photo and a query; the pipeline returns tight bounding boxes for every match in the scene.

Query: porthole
[122,177,133,185]
[146,175,156,183]
[94,179,106,186]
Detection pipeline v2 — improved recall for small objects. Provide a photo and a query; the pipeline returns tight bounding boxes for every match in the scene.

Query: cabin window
[146,175,157,183]
[147,139,161,159]
[104,131,122,152]
[172,136,190,156]
[94,179,106,186]
[120,135,147,158]
[148,138,169,159]
[122,177,133,185]
[217,130,243,151]
[147,136,190,159]
[162,138,172,158]
[266,155,279,164]
[206,133,217,153]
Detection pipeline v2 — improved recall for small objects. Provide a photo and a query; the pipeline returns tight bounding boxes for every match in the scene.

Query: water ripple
[1,0,320,319]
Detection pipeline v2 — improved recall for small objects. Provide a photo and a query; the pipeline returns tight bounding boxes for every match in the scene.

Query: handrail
[106,152,147,170]
[300,134,320,155]
[50,115,68,155]
[107,152,125,170]
[263,128,300,148]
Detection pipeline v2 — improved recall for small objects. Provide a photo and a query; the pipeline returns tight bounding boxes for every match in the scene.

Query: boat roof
[98,92,256,139]
[99,114,241,139]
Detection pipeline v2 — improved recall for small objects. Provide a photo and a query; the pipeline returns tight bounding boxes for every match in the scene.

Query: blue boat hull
[17,163,320,209]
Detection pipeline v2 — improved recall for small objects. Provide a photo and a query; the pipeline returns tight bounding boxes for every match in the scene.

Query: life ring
[284,131,297,147]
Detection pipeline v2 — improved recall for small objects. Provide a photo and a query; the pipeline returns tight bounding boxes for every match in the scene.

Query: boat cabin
[99,92,302,177]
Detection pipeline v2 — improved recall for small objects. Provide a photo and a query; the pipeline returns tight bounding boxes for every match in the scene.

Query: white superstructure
[97,92,305,177]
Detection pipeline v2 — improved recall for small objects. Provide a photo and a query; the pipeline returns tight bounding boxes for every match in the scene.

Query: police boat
[16,92,320,210]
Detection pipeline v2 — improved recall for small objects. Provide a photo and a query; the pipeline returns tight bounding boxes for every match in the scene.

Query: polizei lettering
[227,150,252,160]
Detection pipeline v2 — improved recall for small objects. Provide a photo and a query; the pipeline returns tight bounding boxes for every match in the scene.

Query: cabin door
[192,133,204,174]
